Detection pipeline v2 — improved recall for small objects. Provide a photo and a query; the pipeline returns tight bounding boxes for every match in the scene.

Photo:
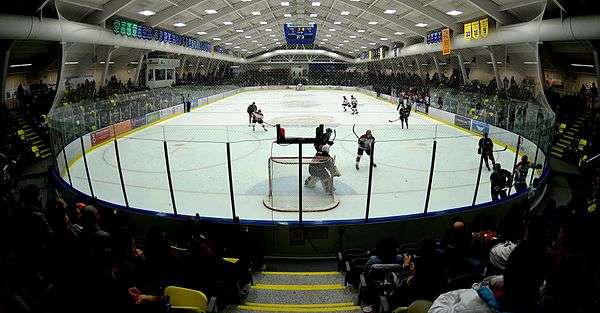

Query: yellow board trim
[258,271,340,276]
[251,284,345,291]
[244,302,355,308]
[238,305,360,312]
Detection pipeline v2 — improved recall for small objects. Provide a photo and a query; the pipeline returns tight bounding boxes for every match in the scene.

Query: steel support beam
[488,49,503,90]
[465,0,517,25]
[133,51,146,86]
[100,46,118,87]
[456,52,469,84]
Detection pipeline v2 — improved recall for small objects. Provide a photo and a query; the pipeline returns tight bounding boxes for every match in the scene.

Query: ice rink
[64,88,529,223]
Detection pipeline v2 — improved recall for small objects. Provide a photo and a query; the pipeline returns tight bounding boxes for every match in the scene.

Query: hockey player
[246,102,257,126]
[400,105,410,129]
[252,109,268,131]
[304,145,340,194]
[356,130,377,170]
[350,95,358,115]
[342,96,349,112]
[314,128,335,152]
[513,155,542,193]
[478,132,495,170]
[490,163,512,200]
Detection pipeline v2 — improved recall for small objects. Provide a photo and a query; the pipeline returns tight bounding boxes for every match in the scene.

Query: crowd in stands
[347,197,599,313]
[0,182,260,313]
[62,76,147,104]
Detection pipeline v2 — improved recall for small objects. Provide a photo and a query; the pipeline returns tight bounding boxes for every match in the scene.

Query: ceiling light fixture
[205,9,217,14]
[223,21,232,25]
[384,10,396,14]
[312,2,321,6]
[235,29,244,32]
[310,13,317,17]
[368,21,378,25]
[415,23,428,27]
[251,11,261,15]
[284,13,292,17]
[65,61,79,65]
[394,32,405,35]
[570,63,594,68]
[334,21,341,25]
[259,21,268,25]
[446,10,463,16]
[349,35,356,38]
[265,28,272,31]
[138,10,155,16]
[197,31,207,35]
[281,2,289,6]
[357,29,365,32]
[245,35,252,38]
[213,37,221,40]
[341,11,350,15]
[173,22,186,27]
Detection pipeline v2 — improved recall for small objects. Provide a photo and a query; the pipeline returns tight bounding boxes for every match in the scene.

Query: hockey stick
[352,124,359,139]
[493,145,508,153]
[388,118,402,123]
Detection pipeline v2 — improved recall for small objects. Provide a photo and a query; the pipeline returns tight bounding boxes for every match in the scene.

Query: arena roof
[47,0,547,57]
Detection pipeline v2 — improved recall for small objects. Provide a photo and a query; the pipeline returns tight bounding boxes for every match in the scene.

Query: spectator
[365,237,403,275]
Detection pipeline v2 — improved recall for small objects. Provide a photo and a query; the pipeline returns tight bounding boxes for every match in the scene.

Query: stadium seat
[164,286,217,313]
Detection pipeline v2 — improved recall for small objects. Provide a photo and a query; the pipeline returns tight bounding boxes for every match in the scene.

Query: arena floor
[64,89,526,223]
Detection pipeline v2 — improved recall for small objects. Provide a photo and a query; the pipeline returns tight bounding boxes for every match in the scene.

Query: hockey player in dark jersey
[246,102,258,126]
[513,155,542,193]
[490,163,512,200]
[478,132,495,170]
[314,128,334,152]
[350,95,358,115]
[355,130,377,170]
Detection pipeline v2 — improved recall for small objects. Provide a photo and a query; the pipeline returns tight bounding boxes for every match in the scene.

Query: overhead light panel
[235,29,244,32]
[380,37,388,41]
[394,32,405,35]
[269,34,276,37]
[284,13,292,17]
[571,63,594,68]
[368,21,378,25]
[223,21,233,25]
[334,21,342,25]
[523,61,538,65]
[415,23,428,27]
[225,42,232,45]
[65,61,79,65]
[259,21,268,25]
[310,13,317,17]
[251,40,258,42]
[343,40,349,42]
[281,2,290,6]
[138,10,156,16]
[234,46,240,49]
[446,10,463,16]
[251,11,261,15]
[265,28,272,31]
[384,10,396,14]
[349,35,356,38]
[213,37,221,41]
[245,35,252,38]
[357,29,365,32]
[197,31,207,35]
[173,22,186,27]
[369,42,376,45]
[205,9,218,14]
[341,11,350,15]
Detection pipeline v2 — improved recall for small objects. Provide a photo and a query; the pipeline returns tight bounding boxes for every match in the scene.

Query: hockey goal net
[295,84,305,91]
[264,156,340,212]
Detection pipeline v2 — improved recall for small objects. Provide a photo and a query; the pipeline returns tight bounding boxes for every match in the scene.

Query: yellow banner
[442,28,451,55]
[464,23,472,40]
[471,21,480,39]
[480,18,489,38]
[368,50,372,60]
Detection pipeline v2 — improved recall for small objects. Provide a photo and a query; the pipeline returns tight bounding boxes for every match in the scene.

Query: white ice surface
[65,89,530,223]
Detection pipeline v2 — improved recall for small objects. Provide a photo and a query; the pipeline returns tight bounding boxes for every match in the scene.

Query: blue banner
[471,119,489,135]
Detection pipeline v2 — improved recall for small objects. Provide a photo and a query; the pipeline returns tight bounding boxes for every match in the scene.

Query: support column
[488,48,503,90]
[456,52,469,85]
[133,51,145,86]
[400,57,408,73]
[52,42,67,107]
[0,40,15,106]
[592,41,600,91]
[414,57,423,78]
[213,60,222,78]
[432,56,441,77]
[178,55,188,77]
[100,46,118,87]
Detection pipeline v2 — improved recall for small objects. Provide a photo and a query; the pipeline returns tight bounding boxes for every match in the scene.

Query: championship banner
[471,21,480,39]
[441,28,451,55]
[464,23,472,40]
[480,18,489,38]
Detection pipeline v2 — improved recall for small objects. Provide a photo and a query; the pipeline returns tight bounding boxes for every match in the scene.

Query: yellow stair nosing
[251,284,345,291]
[258,271,341,276]
[237,305,360,312]
[244,302,355,308]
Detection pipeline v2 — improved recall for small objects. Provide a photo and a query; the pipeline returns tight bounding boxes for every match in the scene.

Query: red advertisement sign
[113,120,132,136]
[90,127,115,146]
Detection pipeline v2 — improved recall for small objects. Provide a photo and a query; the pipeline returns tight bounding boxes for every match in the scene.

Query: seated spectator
[365,237,403,275]
[13,184,53,260]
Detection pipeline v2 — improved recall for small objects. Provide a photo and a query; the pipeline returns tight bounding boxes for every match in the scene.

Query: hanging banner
[441,28,451,55]
[464,23,472,40]
[480,18,489,38]
[471,21,480,39]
